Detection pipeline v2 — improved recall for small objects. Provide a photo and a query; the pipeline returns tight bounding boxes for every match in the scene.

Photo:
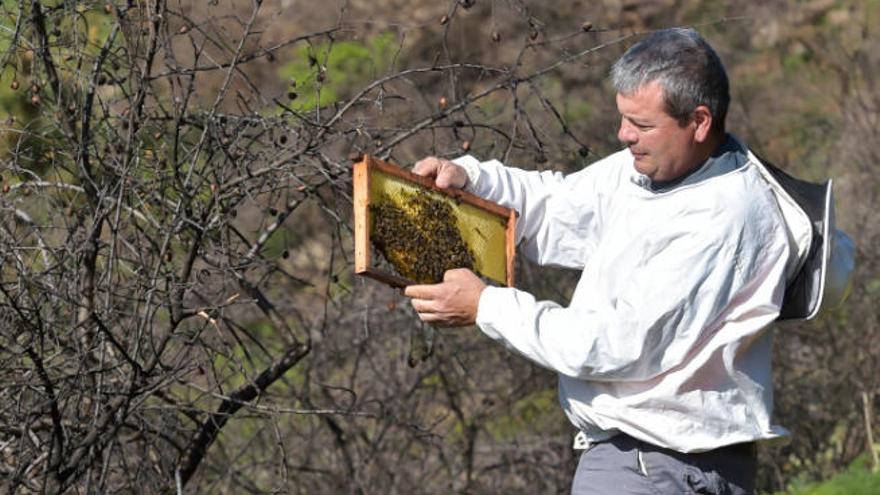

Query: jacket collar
[630,133,749,192]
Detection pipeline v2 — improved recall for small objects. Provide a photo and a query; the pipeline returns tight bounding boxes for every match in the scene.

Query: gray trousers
[571,434,757,494]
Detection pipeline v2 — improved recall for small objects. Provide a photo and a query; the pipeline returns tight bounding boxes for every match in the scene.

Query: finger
[436,162,467,190]
[404,283,443,299]
[418,313,466,327]
[410,298,439,314]
[412,157,439,177]
[443,267,474,282]
[417,312,445,323]
[434,170,454,189]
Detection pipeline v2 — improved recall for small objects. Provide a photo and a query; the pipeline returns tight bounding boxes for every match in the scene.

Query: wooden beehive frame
[353,155,516,288]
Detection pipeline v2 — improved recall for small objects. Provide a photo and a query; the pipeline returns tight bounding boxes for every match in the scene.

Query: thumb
[443,268,470,282]
[413,157,440,177]
[435,171,454,189]
[436,162,467,190]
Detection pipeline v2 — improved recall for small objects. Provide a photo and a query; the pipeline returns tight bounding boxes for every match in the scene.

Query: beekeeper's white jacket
[454,139,792,453]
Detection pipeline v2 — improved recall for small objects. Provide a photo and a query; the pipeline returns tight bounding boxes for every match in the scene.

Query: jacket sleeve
[453,155,604,269]
[474,202,790,381]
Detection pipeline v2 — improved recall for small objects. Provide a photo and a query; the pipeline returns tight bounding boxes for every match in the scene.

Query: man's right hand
[412,157,468,190]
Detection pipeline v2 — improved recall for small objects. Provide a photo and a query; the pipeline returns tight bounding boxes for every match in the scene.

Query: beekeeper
[405,27,852,495]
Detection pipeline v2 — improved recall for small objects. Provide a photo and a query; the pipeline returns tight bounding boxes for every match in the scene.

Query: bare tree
[0,1,621,492]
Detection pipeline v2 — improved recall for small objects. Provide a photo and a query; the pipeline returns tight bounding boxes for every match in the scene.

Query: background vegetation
[0,0,877,493]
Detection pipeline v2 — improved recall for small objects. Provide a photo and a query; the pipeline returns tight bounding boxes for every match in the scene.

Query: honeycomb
[367,168,509,285]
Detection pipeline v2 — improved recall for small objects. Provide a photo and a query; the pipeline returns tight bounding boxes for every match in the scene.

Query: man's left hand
[404,268,486,326]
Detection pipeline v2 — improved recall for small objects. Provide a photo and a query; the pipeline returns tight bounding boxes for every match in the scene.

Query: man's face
[616,80,702,183]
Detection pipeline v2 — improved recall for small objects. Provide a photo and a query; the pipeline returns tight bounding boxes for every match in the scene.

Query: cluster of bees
[370,190,475,284]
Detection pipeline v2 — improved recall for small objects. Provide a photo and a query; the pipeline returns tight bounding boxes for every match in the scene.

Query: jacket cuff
[452,155,482,192]
[476,285,512,341]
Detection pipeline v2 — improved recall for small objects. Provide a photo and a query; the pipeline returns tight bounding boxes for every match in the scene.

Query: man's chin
[633,160,655,178]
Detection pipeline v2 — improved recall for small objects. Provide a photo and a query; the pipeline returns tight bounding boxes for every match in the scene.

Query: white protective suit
[453,138,792,453]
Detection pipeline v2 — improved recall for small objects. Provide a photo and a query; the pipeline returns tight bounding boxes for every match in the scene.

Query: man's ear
[692,105,713,142]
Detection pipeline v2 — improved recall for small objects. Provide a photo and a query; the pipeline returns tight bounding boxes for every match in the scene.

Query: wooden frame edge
[367,156,511,218]
[359,269,413,289]
[505,209,517,287]
[353,158,370,275]
[354,156,418,288]
[353,154,517,289]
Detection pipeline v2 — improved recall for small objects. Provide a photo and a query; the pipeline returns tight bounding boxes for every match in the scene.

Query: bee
[370,190,476,284]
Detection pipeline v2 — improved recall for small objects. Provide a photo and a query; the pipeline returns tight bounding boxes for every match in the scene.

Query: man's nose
[618,120,637,145]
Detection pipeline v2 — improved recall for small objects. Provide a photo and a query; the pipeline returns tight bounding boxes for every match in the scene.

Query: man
[405,28,792,494]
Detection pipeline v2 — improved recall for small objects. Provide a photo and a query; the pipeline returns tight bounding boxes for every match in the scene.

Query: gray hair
[612,28,730,133]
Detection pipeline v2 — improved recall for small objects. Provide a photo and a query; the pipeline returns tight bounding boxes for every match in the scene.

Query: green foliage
[212,321,305,393]
[277,33,396,111]
[484,388,557,441]
[0,2,118,165]
[563,100,593,126]
[261,223,294,259]
[781,47,812,74]
[776,456,880,495]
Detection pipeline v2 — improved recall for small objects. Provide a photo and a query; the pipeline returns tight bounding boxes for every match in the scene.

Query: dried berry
[439,15,449,25]
[438,96,448,110]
